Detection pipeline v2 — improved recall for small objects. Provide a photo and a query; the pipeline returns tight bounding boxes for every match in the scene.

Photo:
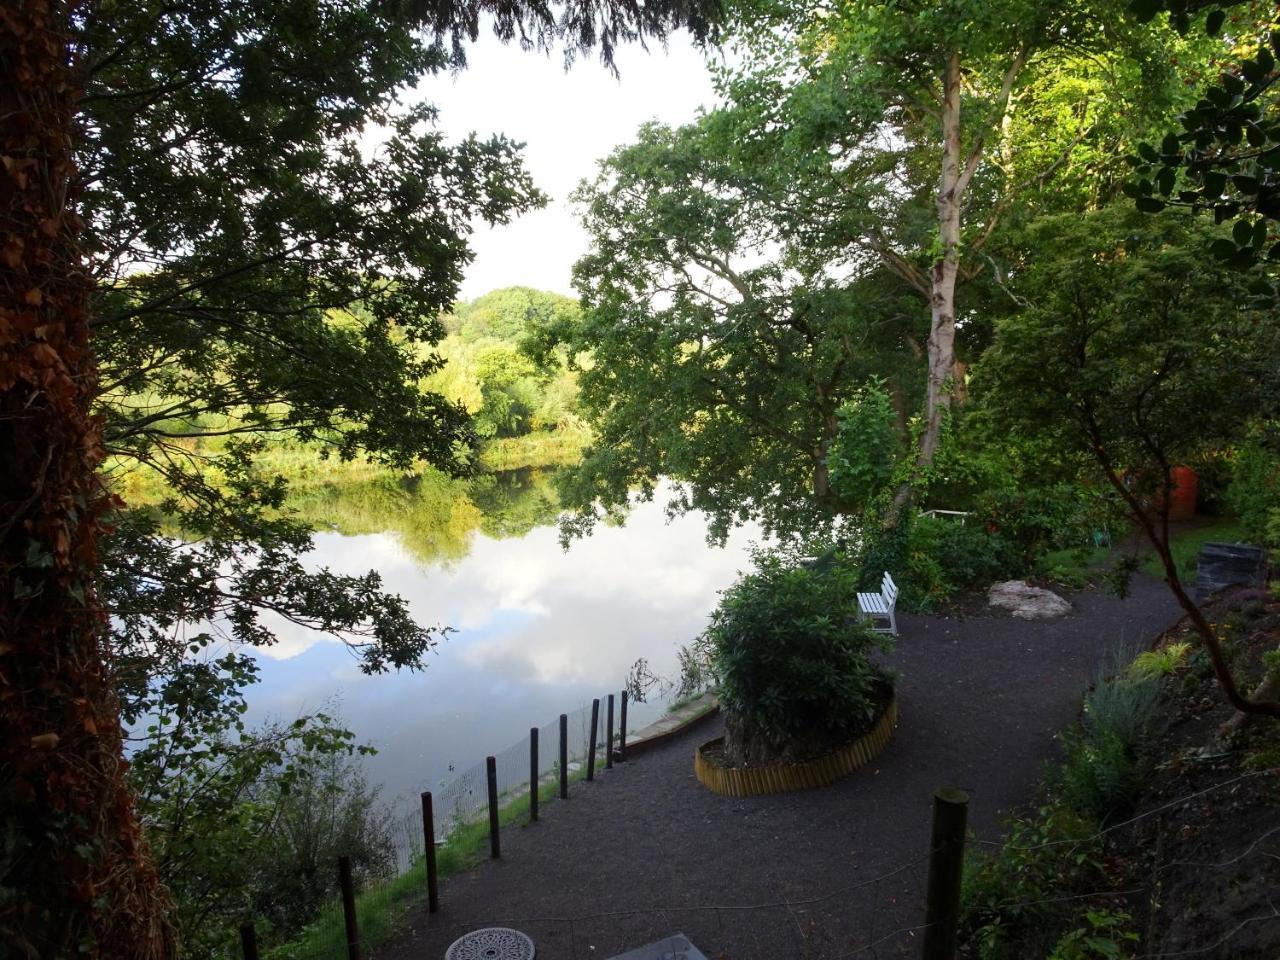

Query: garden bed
[694,688,898,797]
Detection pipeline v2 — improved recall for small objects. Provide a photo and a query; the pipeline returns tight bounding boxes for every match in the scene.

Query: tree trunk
[885,53,964,525]
[0,2,172,955]
[920,51,964,469]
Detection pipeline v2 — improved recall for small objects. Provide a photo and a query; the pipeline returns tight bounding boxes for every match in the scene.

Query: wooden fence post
[606,693,615,769]
[921,788,969,960]
[587,698,600,781]
[486,755,501,859]
[559,713,569,799]
[619,689,629,762]
[239,923,259,960]
[421,792,439,914]
[529,727,539,822]
[338,855,362,960]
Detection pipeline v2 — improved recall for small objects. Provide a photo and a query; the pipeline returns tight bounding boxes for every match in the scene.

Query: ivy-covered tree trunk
[0,2,171,955]
[920,51,965,470]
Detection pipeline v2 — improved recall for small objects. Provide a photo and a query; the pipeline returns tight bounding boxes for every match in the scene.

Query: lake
[240,471,759,812]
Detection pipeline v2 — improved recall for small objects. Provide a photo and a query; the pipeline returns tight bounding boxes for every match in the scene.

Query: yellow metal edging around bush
[693,693,898,797]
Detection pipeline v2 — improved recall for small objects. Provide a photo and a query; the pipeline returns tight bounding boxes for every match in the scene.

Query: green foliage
[130,703,389,958]
[979,485,1120,567]
[246,754,394,941]
[449,287,581,345]
[80,5,546,931]
[977,208,1278,538]
[1055,654,1163,823]
[1128,642,1192,680]
[1226,424,1280,543]
[703,552,892,763]
[555,115,920,544]
[827,380,900,513]
[901,514,1020,609]
[1127,21,1280,276]
[1049,910,1141,960]
[426,288,588,445]
[962,804,1104,960]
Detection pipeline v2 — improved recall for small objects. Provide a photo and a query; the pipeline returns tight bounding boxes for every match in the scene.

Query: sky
[411,31,720,301]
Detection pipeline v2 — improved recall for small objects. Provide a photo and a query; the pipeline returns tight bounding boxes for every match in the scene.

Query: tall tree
[555,2,1197,540]
[977,208,1280,717]
[715,0,1192,513]
[1,3,171,955]
[556,119,921,542]
[1,0,723,954]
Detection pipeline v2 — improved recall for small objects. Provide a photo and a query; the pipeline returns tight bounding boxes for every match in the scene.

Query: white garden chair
[857,571,899,636]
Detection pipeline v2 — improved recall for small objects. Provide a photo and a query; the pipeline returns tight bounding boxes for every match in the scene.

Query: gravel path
[379,576,1181,960]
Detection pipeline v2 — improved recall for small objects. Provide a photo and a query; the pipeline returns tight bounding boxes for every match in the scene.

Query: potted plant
[693,551,898,796]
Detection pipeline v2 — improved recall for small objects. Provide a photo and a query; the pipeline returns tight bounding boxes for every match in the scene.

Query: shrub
[979,484,1120,566]
[855,512,1018,612]
[1226,425,1280,542]
[704,552,892,764]
[247,752,395,937]
[827,379,899,514]
[1048,910,1140,960]
[911,515,1020,595]
[1127,643,1191,680]
[1054,652,1163,822]
[962,804,1104,960]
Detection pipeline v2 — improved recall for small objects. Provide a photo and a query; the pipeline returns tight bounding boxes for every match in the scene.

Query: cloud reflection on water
[243,494,759,805]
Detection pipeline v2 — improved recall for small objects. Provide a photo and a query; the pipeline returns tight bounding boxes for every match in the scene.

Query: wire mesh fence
[427,696,608,845]
[242,692,617,960]
[249,845,939,960]
[241,764,1280,960]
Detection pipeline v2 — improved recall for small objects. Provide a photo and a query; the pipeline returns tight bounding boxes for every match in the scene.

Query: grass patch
[1036,544,1115,588]
[1139,517,1247,579]
[478,427,589,471]
[1037,516,1249,588]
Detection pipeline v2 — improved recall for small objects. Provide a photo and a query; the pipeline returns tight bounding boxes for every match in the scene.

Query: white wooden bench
[857,571,899,636]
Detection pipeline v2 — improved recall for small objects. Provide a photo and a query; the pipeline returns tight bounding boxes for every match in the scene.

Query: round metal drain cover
[445,927,535,960]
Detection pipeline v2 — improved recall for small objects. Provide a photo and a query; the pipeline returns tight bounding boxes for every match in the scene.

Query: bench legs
[859,608,898,636]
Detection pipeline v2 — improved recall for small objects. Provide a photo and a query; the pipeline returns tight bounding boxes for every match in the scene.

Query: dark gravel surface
[379,576,1180,960]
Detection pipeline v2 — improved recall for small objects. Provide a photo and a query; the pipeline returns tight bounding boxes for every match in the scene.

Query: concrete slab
[606,933,709,960]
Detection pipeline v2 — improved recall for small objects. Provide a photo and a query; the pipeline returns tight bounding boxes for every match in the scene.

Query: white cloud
[412,31,719,299]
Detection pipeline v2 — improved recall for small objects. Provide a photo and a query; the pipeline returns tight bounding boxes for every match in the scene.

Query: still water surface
[242,478,758,808]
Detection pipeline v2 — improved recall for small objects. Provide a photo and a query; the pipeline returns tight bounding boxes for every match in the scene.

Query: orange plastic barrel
[1168,466,1198,521]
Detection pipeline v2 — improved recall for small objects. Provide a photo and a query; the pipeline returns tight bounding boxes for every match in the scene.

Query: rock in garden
[987,581,1072,620]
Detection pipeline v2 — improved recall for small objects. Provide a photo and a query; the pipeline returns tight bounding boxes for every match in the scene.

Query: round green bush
[703,552,893,765]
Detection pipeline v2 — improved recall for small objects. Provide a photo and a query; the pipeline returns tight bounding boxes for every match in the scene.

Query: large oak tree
[0,0,720,955]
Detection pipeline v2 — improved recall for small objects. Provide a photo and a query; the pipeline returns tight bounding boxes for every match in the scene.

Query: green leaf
[1156,167,1176,196]
[1206,9,1226,36]
[1202,170,1228,196]
[1206,86,1231,108]
[1210,238,1239,259]
[1137,142,1160,163]
[1135,197,1166,213]
[1228,248,1258,270]
[1233,218,1254,246]
[1129,0,1163,21]
[1161,133,1181,157]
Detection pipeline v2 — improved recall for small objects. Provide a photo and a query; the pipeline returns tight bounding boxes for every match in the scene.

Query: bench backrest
[882,572,899,605]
